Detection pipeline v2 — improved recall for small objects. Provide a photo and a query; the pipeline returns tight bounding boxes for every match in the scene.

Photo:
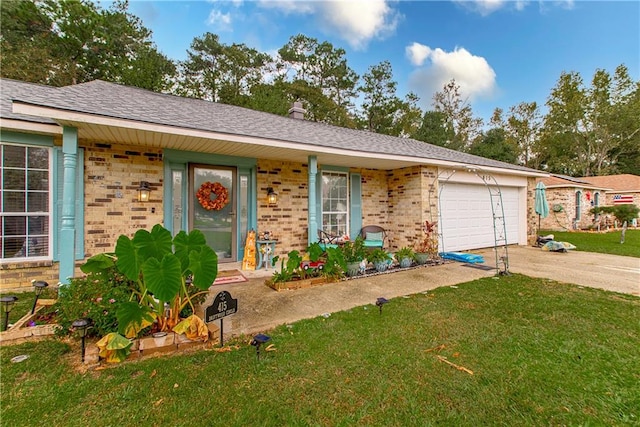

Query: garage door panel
[440,183,519,252]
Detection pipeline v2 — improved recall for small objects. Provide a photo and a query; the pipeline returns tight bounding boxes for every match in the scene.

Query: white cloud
[319,0,400,50]
[455,0,573,15]
[258,0,400,50]
[406,45,497,107]
[406,42,432,66]
[206,9,233,31]
[453,0,506,16]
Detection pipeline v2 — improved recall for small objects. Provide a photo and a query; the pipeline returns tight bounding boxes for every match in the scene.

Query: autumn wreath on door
[196,181,229,210]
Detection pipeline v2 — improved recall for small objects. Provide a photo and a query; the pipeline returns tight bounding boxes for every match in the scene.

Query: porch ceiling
[60,119,441,171]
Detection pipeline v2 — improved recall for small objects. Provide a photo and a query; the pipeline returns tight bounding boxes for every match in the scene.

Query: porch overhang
[12,102,546,178]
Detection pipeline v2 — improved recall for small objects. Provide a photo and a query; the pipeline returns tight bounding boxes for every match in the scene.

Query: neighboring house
[538,174,640,231]
[580,175,640,214]
[1,78,545,290]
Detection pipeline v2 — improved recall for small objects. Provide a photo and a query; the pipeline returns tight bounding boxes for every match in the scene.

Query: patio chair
[359,225,387,249]
[318,229,340,250]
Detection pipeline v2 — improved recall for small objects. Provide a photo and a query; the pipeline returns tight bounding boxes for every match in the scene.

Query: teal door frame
[163,149,257,261]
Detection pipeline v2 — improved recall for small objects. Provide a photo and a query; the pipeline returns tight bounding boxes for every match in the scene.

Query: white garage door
[439,183,520,252]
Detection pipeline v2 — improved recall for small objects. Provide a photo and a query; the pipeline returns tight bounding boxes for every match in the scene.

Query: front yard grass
[1,274,638,426]
[540,229,639,257]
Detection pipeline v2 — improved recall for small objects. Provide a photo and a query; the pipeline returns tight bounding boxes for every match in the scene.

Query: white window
[1,143,52,261]
[321,171,349,237]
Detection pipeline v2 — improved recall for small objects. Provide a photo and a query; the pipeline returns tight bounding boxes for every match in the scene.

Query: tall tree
[0,0,54,83]
[0,0,175,90]
[540,64,639,175]
[432,79,483,151]
[412,110,454,146]
[278,34,359,127]
[358,60,420,136]
[501,102,543,168]
[177,32,270,104]
[599,65,640,174]
[468,128,519,164]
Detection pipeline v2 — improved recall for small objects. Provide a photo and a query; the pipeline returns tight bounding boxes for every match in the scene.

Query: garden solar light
[375,297,389,315]
[72,318,91,362]
[31,280,49,314]
[1,295,18,331]
[250,333,271,360]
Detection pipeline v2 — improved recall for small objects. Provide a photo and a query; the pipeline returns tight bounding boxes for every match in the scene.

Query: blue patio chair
[359,225,387,249]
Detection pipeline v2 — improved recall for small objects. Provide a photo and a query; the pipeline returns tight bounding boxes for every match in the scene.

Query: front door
[190,165,236,263]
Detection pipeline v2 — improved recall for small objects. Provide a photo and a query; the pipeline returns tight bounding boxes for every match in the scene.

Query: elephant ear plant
[82,224,218,339]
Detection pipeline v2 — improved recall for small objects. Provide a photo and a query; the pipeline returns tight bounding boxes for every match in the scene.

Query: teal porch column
[308,156,318,246]
[59,126,78,284]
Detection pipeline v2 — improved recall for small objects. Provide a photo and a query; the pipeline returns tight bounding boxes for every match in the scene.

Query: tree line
[2,0,638,175]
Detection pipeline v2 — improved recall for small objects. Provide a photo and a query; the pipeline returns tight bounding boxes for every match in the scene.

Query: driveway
[502,245,639,296]
[207,246,640,338]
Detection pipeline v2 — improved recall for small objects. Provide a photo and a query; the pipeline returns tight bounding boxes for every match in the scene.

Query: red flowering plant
[413,220,440,260]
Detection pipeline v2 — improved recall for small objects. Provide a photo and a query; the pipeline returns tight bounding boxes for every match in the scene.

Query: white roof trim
[0,118,62,136]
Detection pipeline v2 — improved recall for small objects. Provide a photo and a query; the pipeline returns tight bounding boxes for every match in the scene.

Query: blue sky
[125,0,639,123]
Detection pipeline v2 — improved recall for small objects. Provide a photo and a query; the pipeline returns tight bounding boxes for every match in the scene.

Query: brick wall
[358,168,390,231]
[386,166,438,250]
[1,141,164,291]
[83,142,164,256]
[256,159,309,258]
[255,162,440,256]
[539,188,599,231]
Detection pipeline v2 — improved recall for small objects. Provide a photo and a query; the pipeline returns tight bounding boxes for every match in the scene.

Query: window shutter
[53,148,84,261]
[349,173,362,239]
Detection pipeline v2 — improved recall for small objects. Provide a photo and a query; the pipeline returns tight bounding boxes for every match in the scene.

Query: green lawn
[1,275,638,426]
[540,229,640,257]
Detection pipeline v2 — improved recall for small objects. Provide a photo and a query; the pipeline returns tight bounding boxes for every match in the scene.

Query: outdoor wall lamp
[266,187,277,205]
[72,318,92,362]
[375,297,389,315]
[137,181,151,202]
[31,280,49,314]
[1,295,18,331]
[250,333,271,360]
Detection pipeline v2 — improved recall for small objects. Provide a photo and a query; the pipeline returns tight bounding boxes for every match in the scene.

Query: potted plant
[367,248,392,272]
[395,246,415,268]
[413,220,439,264]
[339,237,366,277]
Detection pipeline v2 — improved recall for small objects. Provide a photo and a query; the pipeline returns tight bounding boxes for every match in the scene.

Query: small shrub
[55,268,133,338]
[591,205,639,225]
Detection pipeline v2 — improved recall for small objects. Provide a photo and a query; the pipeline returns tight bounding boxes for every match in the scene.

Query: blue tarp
[439,252,485,264]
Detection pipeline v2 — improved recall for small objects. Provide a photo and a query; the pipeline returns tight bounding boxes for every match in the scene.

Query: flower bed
[0,300,61,343]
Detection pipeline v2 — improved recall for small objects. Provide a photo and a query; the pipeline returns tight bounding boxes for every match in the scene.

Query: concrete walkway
[207,246,640,339]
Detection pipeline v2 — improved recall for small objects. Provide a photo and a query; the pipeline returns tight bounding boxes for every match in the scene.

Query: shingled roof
[1,79,58,125]
[540,174,608,190]
[580,174,640,192]
[5,79,542,175]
